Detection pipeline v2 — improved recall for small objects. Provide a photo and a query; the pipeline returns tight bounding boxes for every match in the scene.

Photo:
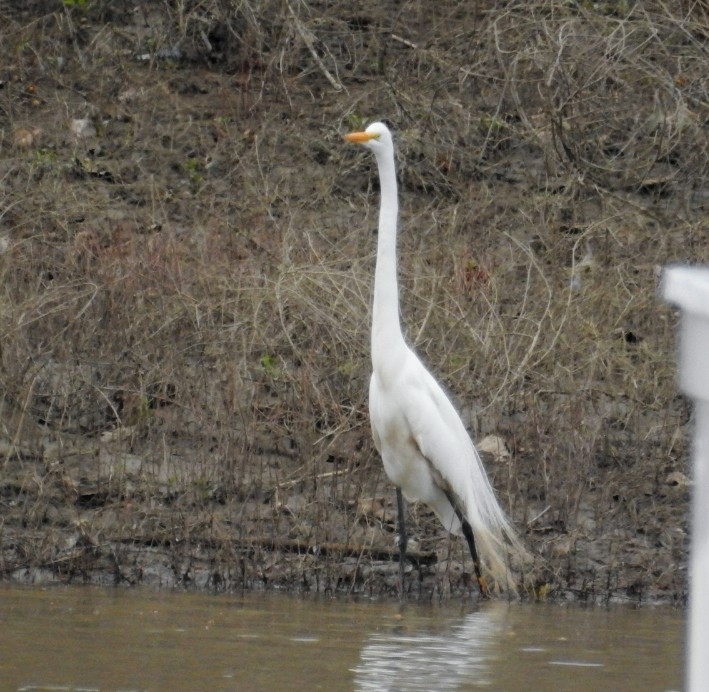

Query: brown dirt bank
[1,1,707,603]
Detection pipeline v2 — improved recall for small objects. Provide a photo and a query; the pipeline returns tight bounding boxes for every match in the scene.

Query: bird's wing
[399,356,509,534]
[403,370,474,484]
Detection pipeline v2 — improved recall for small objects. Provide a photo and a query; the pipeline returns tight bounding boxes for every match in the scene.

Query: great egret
[344,122,526,595]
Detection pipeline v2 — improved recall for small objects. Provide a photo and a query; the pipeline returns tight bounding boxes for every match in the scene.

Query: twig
[111,534,439,567]
[285,0,343,91]
[528,505,552,526]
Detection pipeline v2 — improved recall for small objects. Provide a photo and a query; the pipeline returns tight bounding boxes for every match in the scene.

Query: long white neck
[371,146,406,372]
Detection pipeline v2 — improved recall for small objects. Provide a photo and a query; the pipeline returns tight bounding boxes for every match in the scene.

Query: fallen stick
[111,533,438,567]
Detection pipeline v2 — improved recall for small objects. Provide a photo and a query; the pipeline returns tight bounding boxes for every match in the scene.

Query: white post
[662,265,709,691]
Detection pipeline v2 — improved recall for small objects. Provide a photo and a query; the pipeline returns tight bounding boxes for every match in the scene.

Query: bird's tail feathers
[463,454,530,592]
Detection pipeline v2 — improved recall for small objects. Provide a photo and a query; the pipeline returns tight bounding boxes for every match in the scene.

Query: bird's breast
[369,374,435,497]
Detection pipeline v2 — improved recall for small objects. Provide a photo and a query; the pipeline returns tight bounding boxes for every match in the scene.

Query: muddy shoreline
[1,1,705,604]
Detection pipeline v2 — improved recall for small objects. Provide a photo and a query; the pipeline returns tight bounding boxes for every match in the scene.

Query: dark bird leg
[396,487,408,597]
[444,490,489,598]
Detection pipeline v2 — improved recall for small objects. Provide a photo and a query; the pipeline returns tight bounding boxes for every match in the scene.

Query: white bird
[344,122,527,595]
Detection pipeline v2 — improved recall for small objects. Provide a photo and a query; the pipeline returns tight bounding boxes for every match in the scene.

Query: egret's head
[344,121,392,154]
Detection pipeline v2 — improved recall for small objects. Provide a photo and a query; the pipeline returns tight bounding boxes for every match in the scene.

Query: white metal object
[662,265,709,691]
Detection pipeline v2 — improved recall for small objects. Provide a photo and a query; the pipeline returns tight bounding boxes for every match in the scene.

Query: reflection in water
[353,605,504,690]
[0,587,683,691]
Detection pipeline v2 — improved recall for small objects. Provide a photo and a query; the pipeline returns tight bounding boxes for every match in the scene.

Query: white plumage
[345,122,526,592]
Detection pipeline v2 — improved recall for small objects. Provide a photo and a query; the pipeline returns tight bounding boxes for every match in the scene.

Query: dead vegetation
[0,0,707,601]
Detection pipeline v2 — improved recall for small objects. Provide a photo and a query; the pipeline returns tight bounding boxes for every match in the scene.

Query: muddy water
[0,586,682,691]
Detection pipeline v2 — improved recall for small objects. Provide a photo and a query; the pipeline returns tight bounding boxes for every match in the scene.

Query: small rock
[478,434,511,461]
[70,118,97,139]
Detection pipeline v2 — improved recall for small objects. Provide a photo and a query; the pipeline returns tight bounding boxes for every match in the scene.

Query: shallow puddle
[0,585,682,691]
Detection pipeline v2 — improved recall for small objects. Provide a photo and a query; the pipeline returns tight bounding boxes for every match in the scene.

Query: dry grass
[0,0,706,600]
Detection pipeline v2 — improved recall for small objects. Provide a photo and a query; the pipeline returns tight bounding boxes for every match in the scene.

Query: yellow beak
[344,131,379,143]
